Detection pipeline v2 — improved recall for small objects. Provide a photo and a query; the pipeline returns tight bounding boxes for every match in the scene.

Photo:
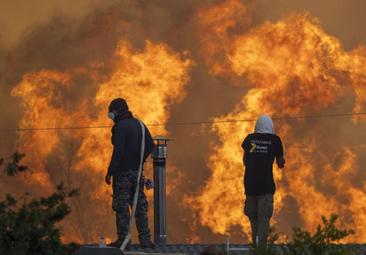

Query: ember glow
[1,0,366,244]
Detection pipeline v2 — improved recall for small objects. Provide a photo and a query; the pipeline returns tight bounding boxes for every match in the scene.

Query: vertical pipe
[152,137,169,244]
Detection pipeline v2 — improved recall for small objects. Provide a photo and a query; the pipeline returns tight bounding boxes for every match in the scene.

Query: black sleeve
[143,125,155,161]
[274,136,284,158]
[241,135,249,165]
[241,135,249,151]
[107,123,126,176]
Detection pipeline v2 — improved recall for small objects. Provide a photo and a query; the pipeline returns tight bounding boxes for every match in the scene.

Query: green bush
[282,214,354,255]
[249,215,354,255]
[1,152,28,176]
[0,153,79,255]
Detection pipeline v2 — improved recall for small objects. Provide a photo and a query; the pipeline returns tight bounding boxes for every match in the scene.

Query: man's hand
[105,174,112,185]
[276,156,285,169]
[145,178,154,190]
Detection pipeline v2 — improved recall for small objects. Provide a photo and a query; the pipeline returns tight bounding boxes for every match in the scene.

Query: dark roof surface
[128,244,366,255]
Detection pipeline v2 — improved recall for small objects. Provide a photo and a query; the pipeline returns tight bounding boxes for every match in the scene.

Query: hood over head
[254,115,275,134]
[108,98,134,122]
[108,98,129,114]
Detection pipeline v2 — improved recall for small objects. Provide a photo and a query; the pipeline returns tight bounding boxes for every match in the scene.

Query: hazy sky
[255,0,366,49]
[0,0,115,46]
[1,0,366,49]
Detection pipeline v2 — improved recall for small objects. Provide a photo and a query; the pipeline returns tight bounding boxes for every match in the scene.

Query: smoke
[186,1,366,243]
[254,0,366,50]
[0,0,366,244]
[0,0,114,47]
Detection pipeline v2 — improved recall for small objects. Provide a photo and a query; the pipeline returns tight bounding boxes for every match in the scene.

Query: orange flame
[11,40,192,242]
[197,0,251,75]
[7,0,366,244]
[11,70,84,189]
[188,0,366,242]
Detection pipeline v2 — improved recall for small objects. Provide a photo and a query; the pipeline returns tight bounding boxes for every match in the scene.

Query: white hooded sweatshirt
[254,115,275,134]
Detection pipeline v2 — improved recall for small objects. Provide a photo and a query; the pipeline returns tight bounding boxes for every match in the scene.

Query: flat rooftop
[78,244,366,255]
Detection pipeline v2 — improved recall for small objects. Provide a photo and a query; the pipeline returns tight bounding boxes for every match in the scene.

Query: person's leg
[134,177,153,247]
[257,194,274,247]
[244,195,259,245]
[110,174,132,247]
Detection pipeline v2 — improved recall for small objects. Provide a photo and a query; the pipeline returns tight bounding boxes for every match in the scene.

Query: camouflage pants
[112,171,151,244]
[244,194,274,246]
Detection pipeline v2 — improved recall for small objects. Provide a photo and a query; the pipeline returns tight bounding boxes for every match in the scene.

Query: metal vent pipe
[152,136,170,244]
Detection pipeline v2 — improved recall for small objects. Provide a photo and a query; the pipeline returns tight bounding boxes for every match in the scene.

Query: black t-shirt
[241,133,284,196]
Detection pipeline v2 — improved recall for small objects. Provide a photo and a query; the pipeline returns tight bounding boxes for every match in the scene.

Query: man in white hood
[241,115,285,247]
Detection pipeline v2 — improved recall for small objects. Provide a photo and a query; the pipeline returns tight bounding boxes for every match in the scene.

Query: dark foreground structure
[75,244,366,255]
[127,244,366,255]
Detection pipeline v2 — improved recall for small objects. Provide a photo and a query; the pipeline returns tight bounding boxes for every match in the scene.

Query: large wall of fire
[0,0,365,244]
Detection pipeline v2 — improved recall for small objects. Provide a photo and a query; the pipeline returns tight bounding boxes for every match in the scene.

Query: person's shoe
[140,241,156,249]
[108,239,131,251]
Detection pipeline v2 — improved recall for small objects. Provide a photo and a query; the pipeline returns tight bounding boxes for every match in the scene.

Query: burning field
[0,0,366,244]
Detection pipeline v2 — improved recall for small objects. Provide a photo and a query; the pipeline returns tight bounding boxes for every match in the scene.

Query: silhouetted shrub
[0,154,79,255]
[282,214,354,255]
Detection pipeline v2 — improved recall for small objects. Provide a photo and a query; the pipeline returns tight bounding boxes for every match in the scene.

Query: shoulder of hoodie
[113,119,138,130]
[247,133,282,141]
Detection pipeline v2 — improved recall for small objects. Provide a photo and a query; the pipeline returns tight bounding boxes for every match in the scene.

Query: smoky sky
[254,0,366,50]
[1,0,366,244]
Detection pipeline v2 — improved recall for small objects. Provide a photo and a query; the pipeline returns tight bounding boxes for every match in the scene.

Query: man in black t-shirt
[241,115,285,247]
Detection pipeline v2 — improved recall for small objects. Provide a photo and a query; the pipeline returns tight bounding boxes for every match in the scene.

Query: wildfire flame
[187,0,366,242]
[6,0,366,244]
[11,40,191,242]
